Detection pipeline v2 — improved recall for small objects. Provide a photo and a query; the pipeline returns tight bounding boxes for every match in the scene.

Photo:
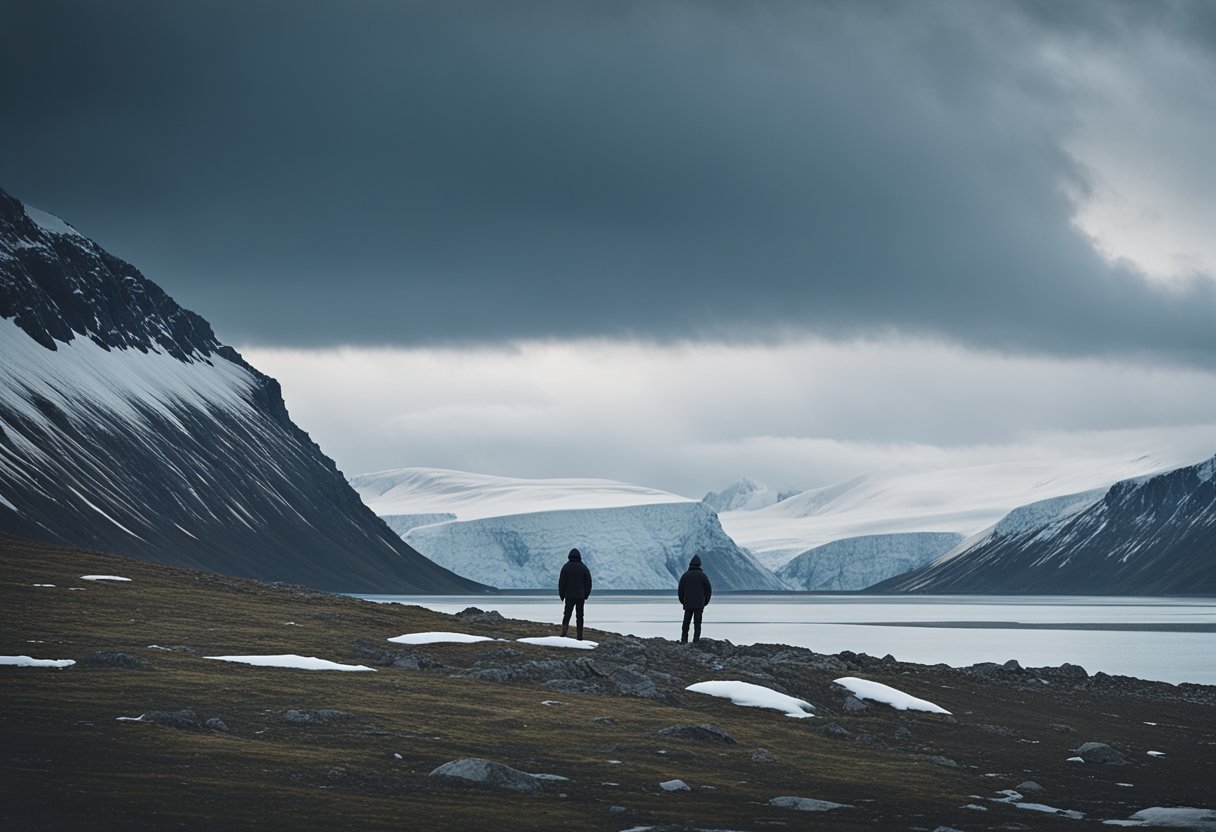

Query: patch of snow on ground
[1147,751,1166,757]
[203,654,375,671]
[387,631,495,645]
[833,677,951,714]
[32,583,55,587]
[0,655,75,668]
[1102,807,1216,828]
[116,715,145,722]
[517,636,598,649]
[686,680,814,718]
[79,575,132,582]
[24,203,83,237]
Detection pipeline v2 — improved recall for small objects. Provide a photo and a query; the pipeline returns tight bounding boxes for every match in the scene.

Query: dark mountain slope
[0,187,483,592]
[873,456,1216,595]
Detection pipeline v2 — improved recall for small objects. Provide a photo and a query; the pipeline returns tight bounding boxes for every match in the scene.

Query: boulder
[752,748,777,763]
[769,796,852,812]
[659,779,690,792]
[281,709,351,725]
[656,724,736,745]
[429,758,542,793]
[1074,742,1127,765]
[143,709,203,730]
[77,651,152,670]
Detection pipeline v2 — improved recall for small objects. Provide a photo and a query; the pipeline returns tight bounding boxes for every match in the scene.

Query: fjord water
[365,594,1216,686]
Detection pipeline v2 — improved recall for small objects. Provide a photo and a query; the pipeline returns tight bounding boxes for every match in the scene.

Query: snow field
[517,636,598,649]
[79,575,133,582]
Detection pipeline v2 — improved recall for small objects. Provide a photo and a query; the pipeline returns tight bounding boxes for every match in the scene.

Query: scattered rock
[656,724,735,745]
[143,709,203,730]
[816,722,850,738]
[608,805,627,815]
[1003,659,1023,672]
[976,723,1019,738]
[843,695,869,712]
[659,779,690,792]
[429,758,541,793]
[76,651,152,671]
[204,717,229,732]
[752,748,777,763]
[455,607,506,625]
[769,796,853,812]
[349,639,443,669]
[893,725,913,742]
[593,716,617,725]
[928,756,959,768]
[1074,742,1127,765]
[1051,723,1078,734]
[1016,780,1044,794]
[281,709,352,725]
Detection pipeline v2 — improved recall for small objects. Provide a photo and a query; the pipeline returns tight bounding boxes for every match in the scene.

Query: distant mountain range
[717,457,1186,569]
[0,187,480,593]
[351,468,783,591]
[702,478,799,512]
[874,456,1216,595]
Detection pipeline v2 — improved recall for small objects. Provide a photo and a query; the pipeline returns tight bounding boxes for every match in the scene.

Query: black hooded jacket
[558,549,592,601]
[678,555,712,610]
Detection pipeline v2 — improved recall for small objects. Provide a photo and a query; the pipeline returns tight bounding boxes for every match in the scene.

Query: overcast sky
[4,1,1215,495]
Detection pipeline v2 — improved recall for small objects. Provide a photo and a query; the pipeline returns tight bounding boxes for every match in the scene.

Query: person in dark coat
[558,547,592,640]
[677,553,713,643]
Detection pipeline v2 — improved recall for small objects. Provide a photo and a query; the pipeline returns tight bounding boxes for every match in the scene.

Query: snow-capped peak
[702,478,798,512]
[23,204,83,238]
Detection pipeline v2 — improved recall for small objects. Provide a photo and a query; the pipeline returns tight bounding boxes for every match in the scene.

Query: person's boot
[576,627,583,641]
[561,624,568,638]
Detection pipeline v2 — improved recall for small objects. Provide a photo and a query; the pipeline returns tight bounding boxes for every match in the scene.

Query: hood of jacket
[568,548,582,561]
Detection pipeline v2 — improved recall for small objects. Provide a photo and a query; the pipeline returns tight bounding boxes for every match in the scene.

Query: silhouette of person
[558,547,592,640]
[678,553,713,643]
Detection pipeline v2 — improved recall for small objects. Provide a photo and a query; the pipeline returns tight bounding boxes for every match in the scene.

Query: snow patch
[387,631,496,645]
[203,654,375,671]
[686,680,814,718]
[833,677,950,714]
[0,655,75,668]
[517,636,598,649]
[1103,807,1216,828]
[24,204,83,237]
[79,574,132,582]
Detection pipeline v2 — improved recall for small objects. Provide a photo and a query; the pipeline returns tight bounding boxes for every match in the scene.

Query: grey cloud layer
[3,1,1214,361]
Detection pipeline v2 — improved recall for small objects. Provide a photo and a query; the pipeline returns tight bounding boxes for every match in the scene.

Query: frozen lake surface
[363,593,1216,686]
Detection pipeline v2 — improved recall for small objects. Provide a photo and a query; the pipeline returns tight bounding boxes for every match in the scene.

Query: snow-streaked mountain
[874,455,1216,595]
[702,478,798,512]
[350,468,785,590]
[721,456,1186,569]
[0,187,481,593]
[776,532,965,591]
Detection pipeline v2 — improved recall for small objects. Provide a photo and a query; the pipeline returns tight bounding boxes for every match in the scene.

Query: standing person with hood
[558,547,592,640]
[678,554,713,643]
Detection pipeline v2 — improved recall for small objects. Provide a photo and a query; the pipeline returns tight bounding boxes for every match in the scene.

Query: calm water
[363,594,1216,686]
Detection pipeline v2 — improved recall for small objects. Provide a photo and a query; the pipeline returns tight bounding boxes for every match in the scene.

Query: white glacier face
[351,468,783,590]
[777,532,965,591]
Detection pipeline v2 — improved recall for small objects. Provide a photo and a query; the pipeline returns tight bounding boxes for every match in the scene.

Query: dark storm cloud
[2,0,1214,362]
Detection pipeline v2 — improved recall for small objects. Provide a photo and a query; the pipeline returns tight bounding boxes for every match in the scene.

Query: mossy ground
[2,533,1213,831]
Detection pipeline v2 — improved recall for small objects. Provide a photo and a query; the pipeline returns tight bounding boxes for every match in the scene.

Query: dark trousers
[561,598,585,639]
[681,606,704,643]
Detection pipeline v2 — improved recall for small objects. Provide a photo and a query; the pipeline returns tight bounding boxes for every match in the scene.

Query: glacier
[352,468,784,590]
[777,532,964,591]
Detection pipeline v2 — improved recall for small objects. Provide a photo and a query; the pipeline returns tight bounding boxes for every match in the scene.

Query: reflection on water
[361,594,1216,686]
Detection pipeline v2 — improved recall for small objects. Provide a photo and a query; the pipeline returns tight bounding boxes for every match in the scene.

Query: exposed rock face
[875,457,1216,594]
[0,187,482,593]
